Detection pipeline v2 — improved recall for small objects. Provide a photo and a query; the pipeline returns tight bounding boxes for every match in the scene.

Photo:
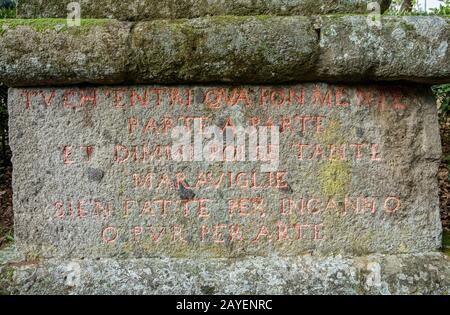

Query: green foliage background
[0,0,15,18]
[433,84,450,120]
[434,0,450,14]
[432,1,450,120]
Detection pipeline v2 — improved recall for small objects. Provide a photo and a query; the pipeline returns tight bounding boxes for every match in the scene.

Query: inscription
[20,85,408,111]
[12,84,418,257]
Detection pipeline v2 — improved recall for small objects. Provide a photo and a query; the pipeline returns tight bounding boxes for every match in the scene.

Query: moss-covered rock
[0,18,111,34]
[316,15,450,83]
[0,15,449,86]
[0,19,130,87]
[17,0,392,20]
[129,16,318,84]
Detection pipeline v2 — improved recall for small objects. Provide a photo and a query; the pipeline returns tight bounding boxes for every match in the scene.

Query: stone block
[8,84,442,259]
[16,0,392,20]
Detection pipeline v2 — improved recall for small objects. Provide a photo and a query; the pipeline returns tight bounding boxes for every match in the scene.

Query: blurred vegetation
[433,0,450,14]
[0,0,15,9]
[0,0,15,19]
[433,84,450,122]
[0,1,13,169]
[388,0,450,14]
[444,231,450,256]
[0,8,15,18]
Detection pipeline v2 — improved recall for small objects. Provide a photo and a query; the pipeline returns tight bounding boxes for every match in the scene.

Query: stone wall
[17,0,392,20]
[1,1,449,295]
[1,16,449,86]
[8,84,443,259]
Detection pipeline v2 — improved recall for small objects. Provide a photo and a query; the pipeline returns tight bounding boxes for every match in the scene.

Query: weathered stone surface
[8,84,442,259]
[1,16,449,86]
[1,246,449,295]
[17,0,392,20]
[0,19,130,87]
[316,15,450,84]
[129,16,318,84]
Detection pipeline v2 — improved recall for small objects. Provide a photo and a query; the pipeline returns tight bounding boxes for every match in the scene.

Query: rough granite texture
[17,0,392,20]
[8,84,442,259]
[0,246,449,295]
[0,20,130,87]
[129,16,319,84]
[316,15,450,83]
[0,15,449,87]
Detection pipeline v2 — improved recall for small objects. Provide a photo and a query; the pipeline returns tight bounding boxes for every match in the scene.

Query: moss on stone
[315,119,352,198]
[316,119,347,145]
[318,160,352,197]
[321,13,369,18]
[399,21,416,32]
[385,11,450,17]
[16,0,393,20]
[210,15,274,23]
[0,18,113,35]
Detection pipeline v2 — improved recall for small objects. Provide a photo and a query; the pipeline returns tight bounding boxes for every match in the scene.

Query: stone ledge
[1,247,449,295]
[0,15,449,87]
[17,0,392,20]
[0,19,130,87]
